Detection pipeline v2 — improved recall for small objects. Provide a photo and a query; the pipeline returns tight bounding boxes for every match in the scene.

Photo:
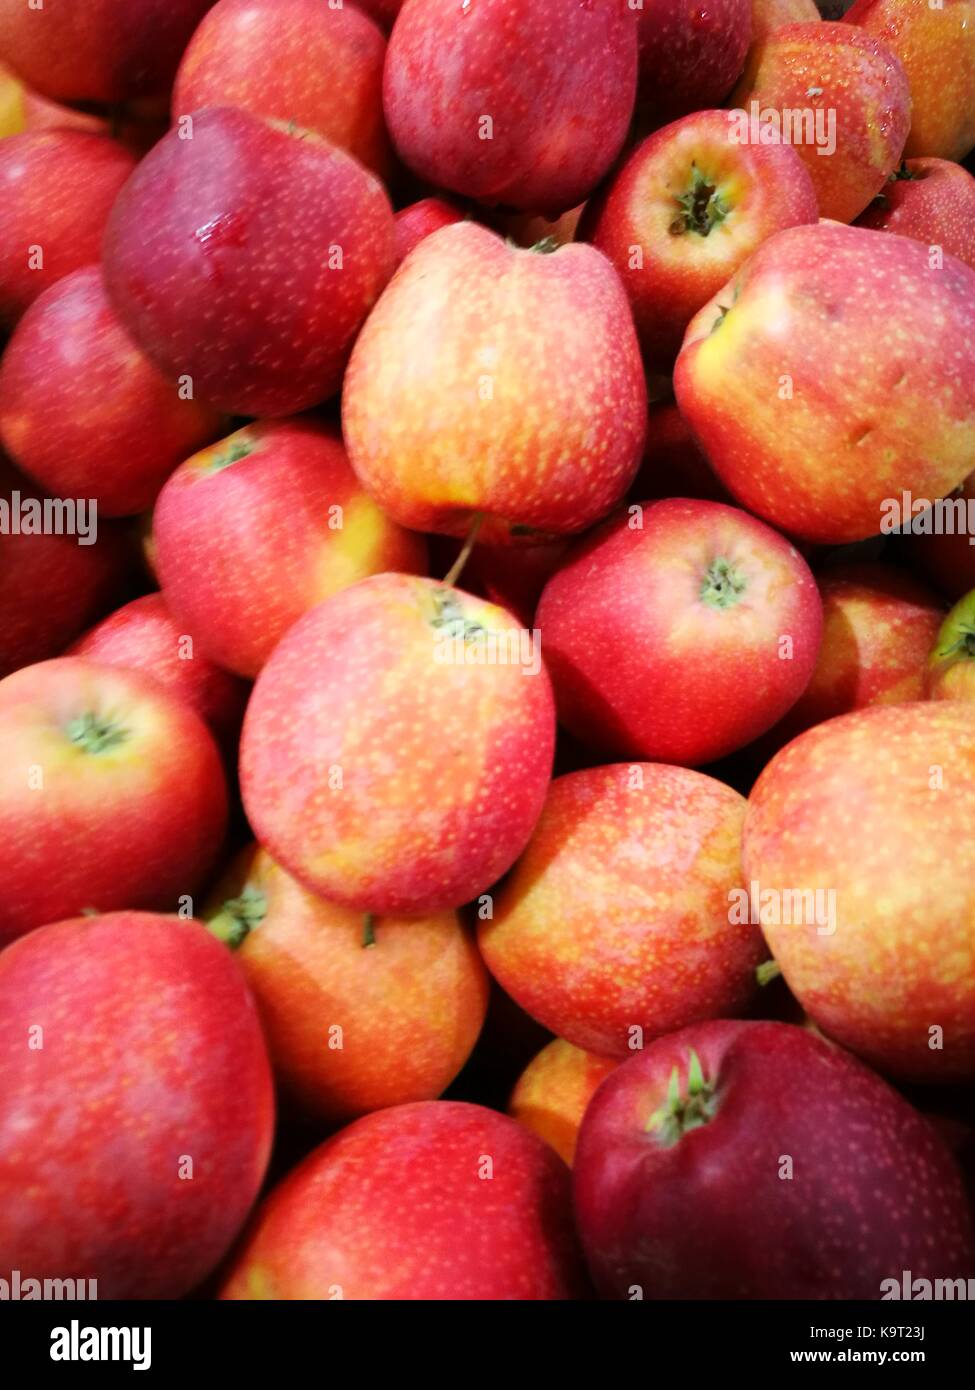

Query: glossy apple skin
[103,107,394,418]
[926,588,975,703]
[847,0,975,163]
[574,1020,975,1299]
[383,0,636,216]
[343,223,646,543]
[730,22,910,222]
[509,1040,618,1167]
[0,131,135,327]
[0,266,222,516]
[856,157,975,272]
[0,658,228,943]
[173,0,392,178]
[205,846,489,1124]
[743,702,975,1080]
[393,196,465,267]
[535,498,822,765]
[581,108,818,367]
[241,573,555,915]
[0,910,274,1299]
[675,224,975,544]
[220,1101,588,1299]
[481,765,763,1057]
[751,0,820,44]
[636,0,752,127]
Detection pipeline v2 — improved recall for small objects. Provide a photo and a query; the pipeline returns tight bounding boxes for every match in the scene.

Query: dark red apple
[856,157,975,272]
[636,0,752,127]
[393,196,465,268]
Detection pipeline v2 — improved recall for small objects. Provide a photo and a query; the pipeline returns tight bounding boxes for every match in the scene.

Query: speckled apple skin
[743,702,975,1080]
[240,573,556,915]
[730,21,910,222]
[0,911,274,1299]
[751,0,820,45]
[173,0,393,178]
[509,1039,618,1167]
[847,0,975,162]
[574,1019,975,1299]
[480,764,762,1057]
[205,846,489,1124]
[535,498,822,764]
[581,108,818,366]
[383,0,636,215]
[856,157,975,272]
[0,658,228,943]
[0,131,136,327]
[393,196,465,268]
[102,107,394,418]
[342,223,647,542]
[675,224,975,544]
[220,1101,588,1299]
[637,0,752,125]
[153,418,427,679]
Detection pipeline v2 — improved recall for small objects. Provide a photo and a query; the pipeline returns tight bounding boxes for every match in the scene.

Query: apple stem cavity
[442,512,484,588]
[66,711,129,755]
[362,913,377,949]
[209,886,267,949]
[646,1049,718,1147]
[670,167,730,238]
[700,557,746,610]
[207,437,254,473]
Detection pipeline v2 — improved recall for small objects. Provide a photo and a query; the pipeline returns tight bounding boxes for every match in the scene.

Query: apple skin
[0,266,222,517]
[240,573,555,915]
[926,587,975,704]
[0,657,228,944]
[102,107,394,418]
[730,21,911,222]
[534,498,822,765]
[173,0,392,178]
[383,0,636,216]
[343,223,647,543]
[220,1100,588,1299]
[631,400,731,502]
[509,1040,618,1167]
[906,470,975,600]
[480,764,763,1057]
[393,196,465,268]
[0,910,274,1299]
[856,157,975,272]
[581,108,818,368]
[636,0,752,127]
[846,0,975,163]
[751,0,820,44]
[743,701,975,1081]
[574,1019,975,1299]
[0,131,136,327]
[204,845,490,1125]
[674,223,975,544]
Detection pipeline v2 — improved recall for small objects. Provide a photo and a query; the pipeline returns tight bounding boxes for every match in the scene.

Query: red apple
[241,573,555,915]
[856,157,975,272]
[102,106,394,417]
[743,701,975,1080]
[393,196,465,268]
[343,223,646,543]
[535,498,822,765]
[173,0,392,178]
[358,0,403,26]
[152,418,427,680]
[220,1101,587,1299]
[906,470,975,600]
[464,541,569,629]
[926,587,975,704]
[485,204,585,250]
[635,0,752,127]
[581,107,818,367]
[0,130,135,327]
[751,0,821,44]
[0,657,228,943]
[383,0,636,216]
[632,400,731,502]
[0,910,274,1299]
[674,223,975,544]
[204,845,490,1124]
[480,764,763,1057]
[509,1039,618,1167]
[574,1019,975,1298]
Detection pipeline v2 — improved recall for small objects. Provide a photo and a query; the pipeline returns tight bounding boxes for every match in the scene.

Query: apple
[743,701,975,1080]
[906,470,975,600]
[856,157,975,272]
[383,0,636,216]
[509,1040,618,1167]
[574,1019,975,1298]
[152,418,427,680]
[343,223,647,543]
[534,498,822,765]
[730,21,911,222]
[485,204,585,251]
[358,0,402,27]
[674,224,975,544]
[0,60,22,136]
[220,1100,588,1299]
[751,0,821,45]
[0,130,135,327]
[173,0,392,178]
[102,106,394,418]
[635,0,752,128]
[580,107,818,368]
[846,0,975,163]
[926,588,975,704]
[0,910,274,1299]
[480,764,763,1057]
[204,845,489,1125]
[0,657,228,943]
[0,265,222,517]
[463,541,569,629]
[632,400,731,502]
[393,196,465,268]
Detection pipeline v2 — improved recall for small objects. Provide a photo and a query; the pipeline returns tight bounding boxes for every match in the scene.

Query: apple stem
[756,959,782,986]
[66,712,129,755]
[208,887,267,949]
[362,914,377,949]
[442,513,484,588]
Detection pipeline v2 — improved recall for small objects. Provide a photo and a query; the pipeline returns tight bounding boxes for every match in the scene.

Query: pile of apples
[1,0,975,1303]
